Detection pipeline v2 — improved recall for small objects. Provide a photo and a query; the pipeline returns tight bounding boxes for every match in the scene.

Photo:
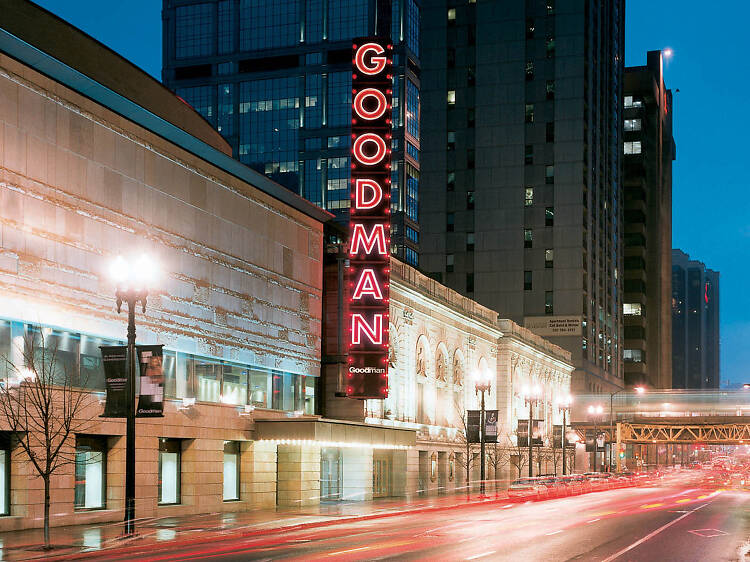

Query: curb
[43,495,512,560]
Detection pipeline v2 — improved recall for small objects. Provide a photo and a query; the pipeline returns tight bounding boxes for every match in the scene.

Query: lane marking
[676,499,692,504]
[640,503,664,509]
[545,530,563,536]
[587,518,600,523]
[327,546,370,556]
[466,551,497,560]
[601,503,710,562]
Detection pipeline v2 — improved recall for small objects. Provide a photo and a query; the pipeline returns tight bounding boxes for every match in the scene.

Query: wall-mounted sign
[347,37,393,399]
[524,315,582,337]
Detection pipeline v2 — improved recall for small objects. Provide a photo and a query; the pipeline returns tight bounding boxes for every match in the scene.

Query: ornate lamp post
[588,404,604,472]
[521,384,543,477]
[109,254,158,536]
[556,395,572,475]
[474,369,492,496]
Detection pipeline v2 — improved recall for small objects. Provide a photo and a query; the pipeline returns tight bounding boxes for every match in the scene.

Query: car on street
[507,478,549,500]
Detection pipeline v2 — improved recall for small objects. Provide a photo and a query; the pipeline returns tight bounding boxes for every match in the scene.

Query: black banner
[585,429,606,452]
[517,419,529,447]
[100,345,129,418]
[136,345,164,417]
[484,410,498,443]
[553,424,562,448]
[467,410,481,443]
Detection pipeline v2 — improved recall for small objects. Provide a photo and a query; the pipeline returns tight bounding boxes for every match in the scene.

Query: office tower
[420,0,624,393]
[672,250,720,389]
[622,51,675,389]
[162,0,422,266]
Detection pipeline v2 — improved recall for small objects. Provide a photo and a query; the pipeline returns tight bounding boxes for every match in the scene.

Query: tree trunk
[44,475,50,549]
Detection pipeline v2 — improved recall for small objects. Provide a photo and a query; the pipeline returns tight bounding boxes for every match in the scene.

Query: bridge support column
[615,422,622,473]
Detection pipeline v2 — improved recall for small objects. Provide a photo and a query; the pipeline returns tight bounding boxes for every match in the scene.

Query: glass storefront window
[74,436,106,510]
[0,320,11,382]
[195,358,221,403]
[304,376,315,414]
[223,441,240,501]
[221,365,248,405]
[249,368,271,408]
[80,335,119,391]
[0,433,10,516]
[158,439,181,505]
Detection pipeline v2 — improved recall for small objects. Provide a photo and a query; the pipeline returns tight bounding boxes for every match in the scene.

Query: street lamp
[109,254,159,536]
[521,384,543,477]
[587,404,604,472]
[474,369,492,496]
[556,395,572,475]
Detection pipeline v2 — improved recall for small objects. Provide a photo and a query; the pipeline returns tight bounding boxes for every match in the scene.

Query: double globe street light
[474,369,492,496]
[521,384,543,477]
[109,254,159,536]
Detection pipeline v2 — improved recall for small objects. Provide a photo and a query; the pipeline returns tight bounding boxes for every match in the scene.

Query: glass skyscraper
[163,0,421,266]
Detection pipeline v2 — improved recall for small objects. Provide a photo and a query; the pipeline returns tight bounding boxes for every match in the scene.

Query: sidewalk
[0,490,511,560]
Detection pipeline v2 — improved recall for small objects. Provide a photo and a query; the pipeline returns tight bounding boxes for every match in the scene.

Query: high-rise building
[162,0,422,266]
[419,0,625,394]
[621,51,675,389]
[671,250,720,389]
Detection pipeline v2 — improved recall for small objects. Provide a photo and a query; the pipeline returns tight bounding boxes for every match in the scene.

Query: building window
[175,3,215,59]
[526,17,535,38]
[623,303,643,316]
[239,0,300,51]
[448,8,456,22]
[546,122,554,143]
[447,131,456,151]
[525,104,535,123]
[546,0,555,14]
[525,61,534,81]
[546,80,555,100]
[176,86,215,125]
[406,0,420,56]
[466,273,474,293]
[467,149,475,169]
[406,79,420,139]
[159,439,181,505]
[0,433,9,516]
[524,228,533,248]
[545,291,553,315]
[467,65,475,86]
[447,171,455,191]
[405,247,419,267]
[624,141,642,154]
[524,271,533,291]
[447,48,456,67]
[217,84,234,136]
[223,441,240,501]
[327,71,352,128]
[406,227,419,244]
[405,163,419,222]
[545,165,554,184]
[466,191,475,210]
[545,37,555,58]
[305,0,324,43]
[328,0,369,41]
[545,249,554,268]
[545,207,554,226]
[447,90,456,106]
[466,232,475,251]
[467,108,475,128]
[218,0,235,54]
[525,145,533,165]
[446,254,454,273]
[447,212,455,232]
[624,349,645,363]
[326,156,350,211]
[74,436,107,510]
[624,96,643,108]
[304,74,322,129]
[525,187,534,206]
[327,135,349,148]
[624,119,642,131]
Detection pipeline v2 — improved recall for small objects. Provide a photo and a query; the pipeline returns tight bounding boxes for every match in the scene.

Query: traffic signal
[619,445,626,459]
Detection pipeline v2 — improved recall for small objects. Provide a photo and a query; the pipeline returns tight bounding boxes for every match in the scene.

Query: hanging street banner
[532,419,544,446]
[136,344,164,417]
[467,410,481,443]
[100,345,129,418]
[484,409,498,443]
[347,36,394,399]
[517,419,529,447]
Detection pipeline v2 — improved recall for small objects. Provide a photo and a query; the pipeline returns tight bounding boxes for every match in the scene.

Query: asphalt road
[104,475,750,562]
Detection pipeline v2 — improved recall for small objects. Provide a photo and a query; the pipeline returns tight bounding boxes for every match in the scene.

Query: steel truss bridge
[573,417,750,445]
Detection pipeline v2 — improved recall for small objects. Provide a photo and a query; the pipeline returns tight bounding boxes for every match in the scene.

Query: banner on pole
[100,345,129,418]
[136,344,164,417]
[484,410,498,443]
[517,419,529,448]
[467,410,481,443]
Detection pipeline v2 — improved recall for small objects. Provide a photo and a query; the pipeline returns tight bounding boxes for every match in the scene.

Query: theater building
[0,3,571,531]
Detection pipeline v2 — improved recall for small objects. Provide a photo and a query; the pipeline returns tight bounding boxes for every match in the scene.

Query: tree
[452,396,475,494]
[0,330,95,548]
[507,432,528,478]
[486,441,509,493]
[550,444,563,476]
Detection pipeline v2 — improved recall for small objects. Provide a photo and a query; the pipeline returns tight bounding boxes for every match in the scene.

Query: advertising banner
[517,419,529,448]
[484,410,498,443]
[100,345,129,418]
[532,419,544,446]
[136,345,164,417]
[553,424,562,448]
[467,410,481,443]
[346,36,394,399]
[523,315,582,337]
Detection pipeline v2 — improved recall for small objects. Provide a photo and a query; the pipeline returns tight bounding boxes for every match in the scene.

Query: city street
[90,474,750,561]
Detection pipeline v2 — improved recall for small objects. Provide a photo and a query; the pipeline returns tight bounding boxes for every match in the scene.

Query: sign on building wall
[524,316,582,337]
[347,37,393,399]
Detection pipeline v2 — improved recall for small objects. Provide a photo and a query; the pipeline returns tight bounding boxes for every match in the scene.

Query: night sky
[32,1,748,386]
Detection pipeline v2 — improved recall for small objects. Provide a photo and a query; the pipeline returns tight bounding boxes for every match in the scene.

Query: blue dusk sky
[32,1,748,386]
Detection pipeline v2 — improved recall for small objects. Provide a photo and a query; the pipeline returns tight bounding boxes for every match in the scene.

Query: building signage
[524,315,582,337]
[347,37,393,399]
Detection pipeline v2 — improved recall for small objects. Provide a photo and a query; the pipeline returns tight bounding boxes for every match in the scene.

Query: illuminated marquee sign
[347,37,393,399]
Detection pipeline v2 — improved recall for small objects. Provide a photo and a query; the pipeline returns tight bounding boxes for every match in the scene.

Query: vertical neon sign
[347,37,393,399]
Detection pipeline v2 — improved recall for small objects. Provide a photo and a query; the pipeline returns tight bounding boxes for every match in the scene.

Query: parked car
[508,478,549,500]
